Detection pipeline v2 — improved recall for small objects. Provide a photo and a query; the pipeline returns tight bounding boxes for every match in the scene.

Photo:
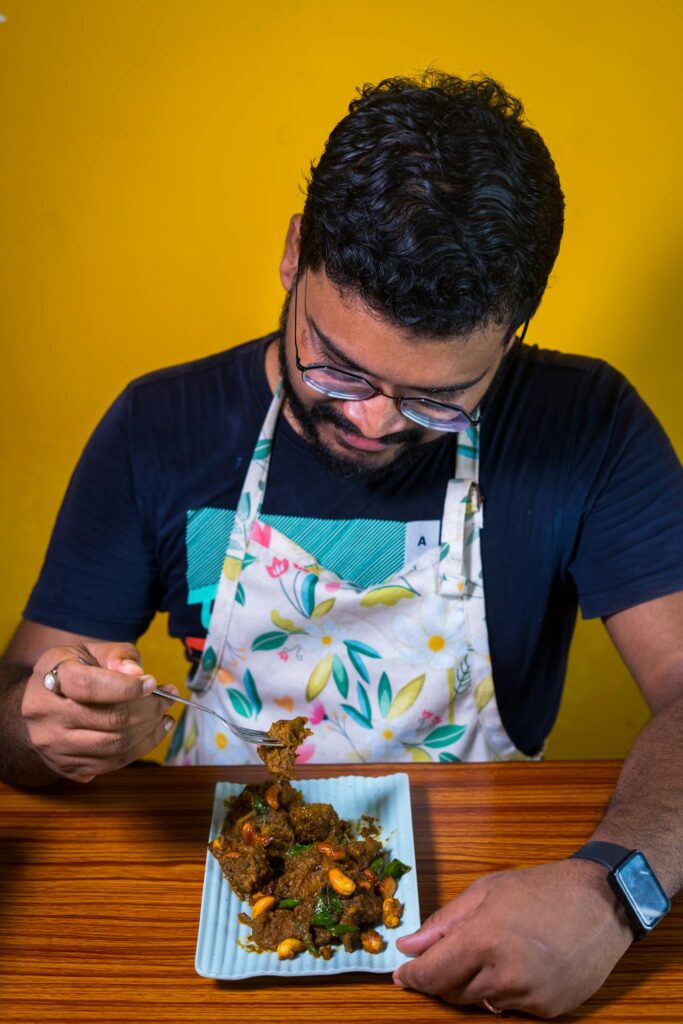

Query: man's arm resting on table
[392,591,683,1018]
[1,620,175,787]
[595,590,683,895]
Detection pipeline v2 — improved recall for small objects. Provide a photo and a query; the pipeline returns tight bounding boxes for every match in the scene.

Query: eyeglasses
[292,276,527,433]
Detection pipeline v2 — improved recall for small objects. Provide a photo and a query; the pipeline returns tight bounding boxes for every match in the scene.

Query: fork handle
[152,687,224,723]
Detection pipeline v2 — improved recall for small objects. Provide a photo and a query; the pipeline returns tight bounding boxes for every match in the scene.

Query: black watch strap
[570,841,632,870]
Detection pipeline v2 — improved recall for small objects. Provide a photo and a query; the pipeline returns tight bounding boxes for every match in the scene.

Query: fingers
[43,714,176,781]
[23,642,176,782]
[396,880,490,955]
[394,927,482,998]
[44,658,158,705]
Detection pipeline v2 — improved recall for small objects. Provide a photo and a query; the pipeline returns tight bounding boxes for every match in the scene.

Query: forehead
[302,270,504,389]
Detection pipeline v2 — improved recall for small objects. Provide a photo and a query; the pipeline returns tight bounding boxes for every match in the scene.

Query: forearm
[591,689,683,896]
[0,662,60,787]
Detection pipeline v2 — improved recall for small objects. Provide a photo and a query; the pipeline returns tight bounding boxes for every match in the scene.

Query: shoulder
[510,343,628,395]
[499,342,652,437]
[115,333,275,440]
[125,333,275,398]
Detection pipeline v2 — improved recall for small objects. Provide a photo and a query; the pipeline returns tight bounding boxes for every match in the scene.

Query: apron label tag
[404,520,440,564]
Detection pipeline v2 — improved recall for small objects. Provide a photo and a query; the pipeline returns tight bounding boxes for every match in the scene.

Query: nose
[341,394,406,439]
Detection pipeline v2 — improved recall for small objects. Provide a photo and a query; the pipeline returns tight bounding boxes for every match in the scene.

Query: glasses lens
[400,398,471,432]
[302,367,375,401]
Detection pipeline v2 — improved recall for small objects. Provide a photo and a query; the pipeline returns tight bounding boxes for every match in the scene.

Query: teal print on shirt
[185,508,439,624]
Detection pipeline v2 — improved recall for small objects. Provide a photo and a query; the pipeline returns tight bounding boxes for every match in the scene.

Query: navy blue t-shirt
[25,335,683,755]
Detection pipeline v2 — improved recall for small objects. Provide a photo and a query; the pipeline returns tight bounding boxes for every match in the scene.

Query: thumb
[396,922,447,956]
[90,642,143,674]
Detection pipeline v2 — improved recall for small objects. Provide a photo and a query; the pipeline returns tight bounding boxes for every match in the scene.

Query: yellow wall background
[1,1,681,760]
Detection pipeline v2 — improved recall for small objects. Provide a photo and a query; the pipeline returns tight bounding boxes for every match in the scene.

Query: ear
[279,214,302,291]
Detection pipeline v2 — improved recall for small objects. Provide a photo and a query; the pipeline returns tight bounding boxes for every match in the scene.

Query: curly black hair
[298,71,565,337]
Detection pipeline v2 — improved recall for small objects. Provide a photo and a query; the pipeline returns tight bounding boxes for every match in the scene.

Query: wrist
[0,663,61,787]
[570,841,671,939]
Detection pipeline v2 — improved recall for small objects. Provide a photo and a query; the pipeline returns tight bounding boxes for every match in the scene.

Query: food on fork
[256,716,312,780]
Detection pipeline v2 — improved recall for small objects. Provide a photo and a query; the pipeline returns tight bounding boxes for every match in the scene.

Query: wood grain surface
[0,762,680,1023]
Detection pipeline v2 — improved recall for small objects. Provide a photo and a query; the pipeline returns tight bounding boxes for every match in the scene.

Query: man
[1,72,682,1016]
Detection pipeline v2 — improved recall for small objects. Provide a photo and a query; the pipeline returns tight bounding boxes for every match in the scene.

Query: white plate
[195,773,421,979]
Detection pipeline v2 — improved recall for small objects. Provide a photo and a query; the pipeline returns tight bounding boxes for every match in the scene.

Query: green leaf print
[439,752,461,763]
[301,574,318,617]
[253,438,272,460]
[346,645,369,683]
[423,724,466,748]
[345,640,381,658]
[378,672,392,718]
[456,443,478,459]
[226,689,254,719]
[251,630,289,652]
[236,491,251,520]
[357,680,372,722]
[340,704,373,730]
[439,543,450,561]
[243,669,262,716]
[343,640,380,685]
[235,582,246,607]
[201,646,217,672]
[243,552,256,569]
[332,655,349,698]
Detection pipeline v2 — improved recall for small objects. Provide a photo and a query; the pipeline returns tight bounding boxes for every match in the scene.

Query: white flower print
[393,593,467,669]
[298,619,346,658]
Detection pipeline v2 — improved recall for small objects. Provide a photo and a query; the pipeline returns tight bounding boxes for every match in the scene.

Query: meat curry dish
[208,718,411,960]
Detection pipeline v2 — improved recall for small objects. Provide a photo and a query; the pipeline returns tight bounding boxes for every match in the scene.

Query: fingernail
[392,972,406,988]
[163,717,175,732]
[142,676,157,694]
[120,659,142,674]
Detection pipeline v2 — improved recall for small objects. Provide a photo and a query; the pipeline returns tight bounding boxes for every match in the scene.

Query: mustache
[309,401,425,446]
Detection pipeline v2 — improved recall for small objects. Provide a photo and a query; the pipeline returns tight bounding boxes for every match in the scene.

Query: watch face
[615,852,671,930]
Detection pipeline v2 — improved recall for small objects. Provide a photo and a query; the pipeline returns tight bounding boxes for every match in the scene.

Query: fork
[152,688,282,746]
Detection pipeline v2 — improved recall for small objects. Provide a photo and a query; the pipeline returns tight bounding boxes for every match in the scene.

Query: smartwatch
[571,841,670,937]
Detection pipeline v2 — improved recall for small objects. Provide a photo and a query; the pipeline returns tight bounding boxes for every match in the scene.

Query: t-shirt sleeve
[566,370,683,619]
[24,387,159,640]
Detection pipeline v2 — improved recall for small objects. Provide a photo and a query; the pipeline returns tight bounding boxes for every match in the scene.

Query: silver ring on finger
[482,998,503,1014]
[43,656,90,697]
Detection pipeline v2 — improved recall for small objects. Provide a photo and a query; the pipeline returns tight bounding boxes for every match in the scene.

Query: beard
[275,292,449,483]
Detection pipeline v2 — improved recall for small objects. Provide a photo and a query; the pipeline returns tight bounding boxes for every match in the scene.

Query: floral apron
[166,384,530,766]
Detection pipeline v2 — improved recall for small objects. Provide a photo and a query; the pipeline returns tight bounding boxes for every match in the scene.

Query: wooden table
[0,762,680,1022]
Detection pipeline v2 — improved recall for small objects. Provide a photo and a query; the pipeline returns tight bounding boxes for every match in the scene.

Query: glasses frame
[291,273,528,433]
